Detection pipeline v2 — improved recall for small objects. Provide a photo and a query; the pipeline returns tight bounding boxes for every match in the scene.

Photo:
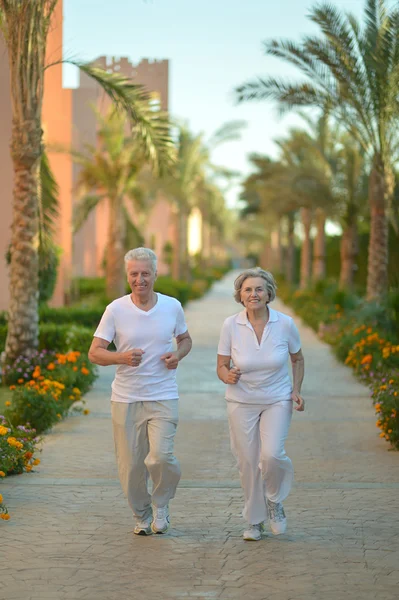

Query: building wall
[42,0,73,307]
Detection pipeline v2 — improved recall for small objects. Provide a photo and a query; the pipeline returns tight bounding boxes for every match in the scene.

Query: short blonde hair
[124,247,157,273]
[234,268,277,304]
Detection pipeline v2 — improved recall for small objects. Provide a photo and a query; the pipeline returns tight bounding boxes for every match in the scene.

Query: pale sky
[63,0,367,206]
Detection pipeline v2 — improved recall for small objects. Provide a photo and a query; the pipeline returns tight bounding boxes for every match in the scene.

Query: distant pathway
[1,272,399,600]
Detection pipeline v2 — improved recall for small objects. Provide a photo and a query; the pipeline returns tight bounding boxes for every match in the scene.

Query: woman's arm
[217,355,241,384]
[290,349,305,411]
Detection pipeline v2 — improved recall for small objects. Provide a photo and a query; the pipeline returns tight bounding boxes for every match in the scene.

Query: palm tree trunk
[1,2,56,363]
[300,207,312,289]
[285,212,296,284]
[106,197,126,299]
[339,221,358,290]
[367,157,388,301]
[179,208,190,281]
[312,208,326,281]
[5,133,42,362]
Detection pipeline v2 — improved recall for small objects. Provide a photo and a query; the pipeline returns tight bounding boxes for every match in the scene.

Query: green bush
[39,306,104,329]
[0,324,94,356]
[5,384,71,434]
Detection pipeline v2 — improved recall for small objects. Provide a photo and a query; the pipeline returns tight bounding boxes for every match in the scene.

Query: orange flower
[47,363,55,371]
[73,366,78,372]
[9,385,16,391]
[81,367,89,375]
[1,514,10,520]
[25,465,32,472]
[5,401,11,407]
[0,471,5,477]
[17,378,24,384]
[83,409,90,415]
[361,354,373,365]
[33,459,40,466]
[24,451,33,460]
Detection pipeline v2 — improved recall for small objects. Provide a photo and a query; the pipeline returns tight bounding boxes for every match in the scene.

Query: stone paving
[1,272,399,600]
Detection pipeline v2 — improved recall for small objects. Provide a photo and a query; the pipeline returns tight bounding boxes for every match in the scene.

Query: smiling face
[240,277,269,309]
[126,259,157,297]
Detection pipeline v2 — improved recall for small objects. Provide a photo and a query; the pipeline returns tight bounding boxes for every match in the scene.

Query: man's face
[126,259,157,295]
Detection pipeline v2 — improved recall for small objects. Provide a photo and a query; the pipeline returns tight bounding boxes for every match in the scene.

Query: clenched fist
[161,351,179,370]
[121,348,145,367]
[225,366,241,385]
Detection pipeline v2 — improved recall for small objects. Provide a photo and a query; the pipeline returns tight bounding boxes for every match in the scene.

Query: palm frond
[73,194,104,232]
[39,152,59,242]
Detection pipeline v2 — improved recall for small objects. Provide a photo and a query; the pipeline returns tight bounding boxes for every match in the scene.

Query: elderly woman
[217,268,305,541]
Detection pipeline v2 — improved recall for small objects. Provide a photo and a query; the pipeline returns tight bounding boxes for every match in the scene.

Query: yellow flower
[83,409,90,415]
[0,494,3,503]
[379,432,386,438]
[0,513,10,520]
[72,387,81,395]
[0,471,5,477]
[25,465,32,472]
[56,414,61,419]
[33,459,40,466]
[389,379,394,385]
[5,401,11,407]
[0,426,8,436]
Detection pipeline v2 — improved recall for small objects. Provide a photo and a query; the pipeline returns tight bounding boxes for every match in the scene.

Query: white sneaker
[133,517,153,536]
[267,499,287,535]
[243,522,264,541]
[151,505,170,534]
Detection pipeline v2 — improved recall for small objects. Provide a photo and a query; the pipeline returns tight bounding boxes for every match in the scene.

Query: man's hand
[291,391,305,411]
[121,349,145,367]
[225,366,241,385]
[161,351,179,370]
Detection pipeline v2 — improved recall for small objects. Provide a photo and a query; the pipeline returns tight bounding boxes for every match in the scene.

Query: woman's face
[240,277,269,309]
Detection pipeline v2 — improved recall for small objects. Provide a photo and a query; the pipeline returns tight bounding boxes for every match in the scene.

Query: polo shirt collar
[236,306,278,325]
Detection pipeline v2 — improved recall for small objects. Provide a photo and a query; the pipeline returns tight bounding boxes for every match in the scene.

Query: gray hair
[124,247,157,273]
[234,267,277,304]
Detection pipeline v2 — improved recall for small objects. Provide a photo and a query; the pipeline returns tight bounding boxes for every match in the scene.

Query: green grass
[0,386,11,414]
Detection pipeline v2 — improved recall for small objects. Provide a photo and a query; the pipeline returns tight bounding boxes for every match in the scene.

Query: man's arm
[88,337,145,367]
[161,331,192,370]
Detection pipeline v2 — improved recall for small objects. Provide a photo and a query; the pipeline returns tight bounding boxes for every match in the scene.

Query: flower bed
[2,350,97,434]
[276,281,399,449]
[0,415,42,520]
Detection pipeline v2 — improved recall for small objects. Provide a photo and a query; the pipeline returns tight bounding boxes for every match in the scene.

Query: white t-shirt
[94,293,188,403]
[217,307,301,404]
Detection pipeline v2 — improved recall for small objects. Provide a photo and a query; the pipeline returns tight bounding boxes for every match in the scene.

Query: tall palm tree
[236,0,399,301]
[158,121,244,279]
[72,109,173,299]
[0,0,175,363]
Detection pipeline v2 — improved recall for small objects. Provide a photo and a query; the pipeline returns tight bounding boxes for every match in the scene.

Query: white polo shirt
[217,307,301,404]
[94,293,188,403]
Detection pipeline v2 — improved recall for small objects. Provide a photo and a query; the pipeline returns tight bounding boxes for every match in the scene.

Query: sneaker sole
[151,525,169,534]
[134,529,152,536]
[243,536,261,541]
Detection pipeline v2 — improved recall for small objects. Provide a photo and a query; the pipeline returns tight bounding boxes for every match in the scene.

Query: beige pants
[111,400,181,520]
[227,400,293,525]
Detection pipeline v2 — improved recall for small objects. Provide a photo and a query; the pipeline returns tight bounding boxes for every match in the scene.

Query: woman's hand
[225,366,241,385]
[291,391,305,411]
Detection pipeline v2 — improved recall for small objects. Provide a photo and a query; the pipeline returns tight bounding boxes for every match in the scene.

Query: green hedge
[0,323,93,355]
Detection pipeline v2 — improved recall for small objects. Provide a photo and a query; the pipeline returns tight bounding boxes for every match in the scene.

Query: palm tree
[0,0,175,363]
[72,109,173,299]
[158,121,244,279]
[236,0,399,301]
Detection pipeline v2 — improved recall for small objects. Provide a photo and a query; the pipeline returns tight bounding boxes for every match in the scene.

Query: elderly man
[89,247,192,535]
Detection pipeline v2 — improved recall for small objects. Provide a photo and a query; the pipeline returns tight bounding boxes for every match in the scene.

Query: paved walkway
[1,272,399,600]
